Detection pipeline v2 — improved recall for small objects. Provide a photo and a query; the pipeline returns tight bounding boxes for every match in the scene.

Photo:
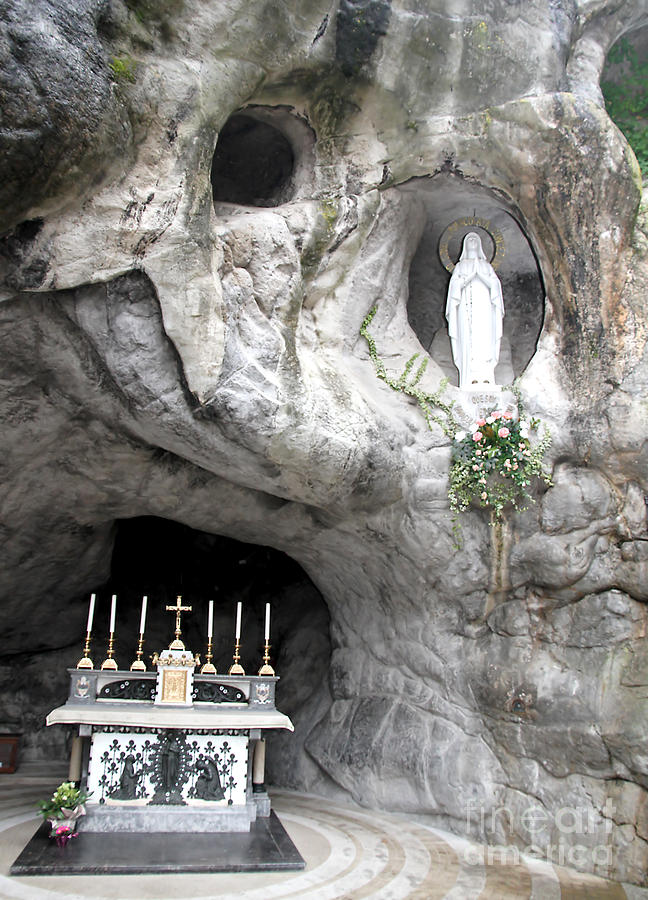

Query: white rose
[455,431,466,442]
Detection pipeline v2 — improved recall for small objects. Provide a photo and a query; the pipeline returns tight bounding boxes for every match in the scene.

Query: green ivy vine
[360,306,458,437]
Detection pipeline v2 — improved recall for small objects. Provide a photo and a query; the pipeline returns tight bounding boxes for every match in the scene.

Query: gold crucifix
[166,595,192,650]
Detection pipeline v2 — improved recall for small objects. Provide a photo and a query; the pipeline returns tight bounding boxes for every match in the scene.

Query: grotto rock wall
[1,0,648,884]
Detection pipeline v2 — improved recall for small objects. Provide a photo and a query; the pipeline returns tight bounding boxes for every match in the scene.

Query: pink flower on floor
[53,824,77,848]
[481,491,488,500]
[498,427,510,438]
[473,431,483,442]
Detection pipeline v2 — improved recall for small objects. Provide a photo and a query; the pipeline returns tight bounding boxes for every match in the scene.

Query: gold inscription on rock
[161,669,188,703]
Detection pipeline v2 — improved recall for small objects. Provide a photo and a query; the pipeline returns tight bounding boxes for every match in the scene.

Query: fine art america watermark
[463,799,616,870]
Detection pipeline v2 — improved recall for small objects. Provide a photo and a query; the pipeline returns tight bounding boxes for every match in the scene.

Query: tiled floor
[1,767,646,899]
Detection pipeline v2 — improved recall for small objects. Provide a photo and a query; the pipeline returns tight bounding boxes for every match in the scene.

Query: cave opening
[100,517,330,683]
[5,517,332,782]
[401,175,545,386]
[211,111,295,207]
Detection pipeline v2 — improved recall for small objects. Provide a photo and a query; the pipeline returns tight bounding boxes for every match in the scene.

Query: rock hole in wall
[401,175,545,386]
[212,106,314,208]
[19,517,331,778]
[104,515,330,714]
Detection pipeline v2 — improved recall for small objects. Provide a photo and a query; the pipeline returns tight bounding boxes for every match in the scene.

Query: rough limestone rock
[1,0,648,885]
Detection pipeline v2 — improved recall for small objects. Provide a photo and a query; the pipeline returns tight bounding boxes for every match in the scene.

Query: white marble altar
[47,605,293,835]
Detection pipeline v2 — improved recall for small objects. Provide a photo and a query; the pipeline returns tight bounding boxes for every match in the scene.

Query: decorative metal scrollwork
[192,682,246,704]
[91,731,243,806]
[99,679,156,701]
[149,731,190,805]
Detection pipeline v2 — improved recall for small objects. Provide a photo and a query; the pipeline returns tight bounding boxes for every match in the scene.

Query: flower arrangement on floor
[38,781,90,845]
[449,410,551,520]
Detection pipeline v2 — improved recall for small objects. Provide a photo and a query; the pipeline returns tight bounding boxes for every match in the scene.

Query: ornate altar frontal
[47,667,290,832]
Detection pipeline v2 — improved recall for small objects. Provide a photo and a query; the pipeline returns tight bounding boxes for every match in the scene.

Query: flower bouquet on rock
[449,410,551,520]
[38,781,90,846]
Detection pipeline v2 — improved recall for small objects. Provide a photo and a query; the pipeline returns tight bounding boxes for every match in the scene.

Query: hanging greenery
[360,306,458,437]
[360,307,552,521]
[448,408,551,520]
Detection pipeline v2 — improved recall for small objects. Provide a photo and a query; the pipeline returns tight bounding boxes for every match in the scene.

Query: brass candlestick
[258,640,274,676]
[130,633,146,671]
[228,638,245,675]
[100,632,118,670]
[201,638,216,674]
[77,631,94,669]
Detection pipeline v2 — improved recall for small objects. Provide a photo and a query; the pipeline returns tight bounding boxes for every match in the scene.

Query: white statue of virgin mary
[445,232,504,389]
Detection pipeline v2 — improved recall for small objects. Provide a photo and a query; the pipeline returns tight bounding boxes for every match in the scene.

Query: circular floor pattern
[0,773,644,899]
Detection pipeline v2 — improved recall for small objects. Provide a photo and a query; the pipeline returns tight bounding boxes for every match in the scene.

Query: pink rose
[502,411,513,419]
[472,431,483,442]
[498,427,510,438]
[476,418,486,427]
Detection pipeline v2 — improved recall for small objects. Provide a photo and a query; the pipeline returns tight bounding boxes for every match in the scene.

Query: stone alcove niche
[402,176,545,386]
[7,516,331,785]
[211,105,316,209]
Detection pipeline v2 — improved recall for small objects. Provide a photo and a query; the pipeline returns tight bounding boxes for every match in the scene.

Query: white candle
[235,601,242,640]
[264,602,270,641]
[86,594,96,632]
[139,596,148,634]
[109,594,117,633]
[207,600,214,639]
